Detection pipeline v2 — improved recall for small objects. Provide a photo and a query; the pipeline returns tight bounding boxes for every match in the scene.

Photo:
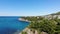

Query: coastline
[18,18,31,34]
[18,18,31,22]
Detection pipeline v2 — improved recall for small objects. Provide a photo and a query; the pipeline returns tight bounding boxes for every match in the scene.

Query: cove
[0,16,29,34]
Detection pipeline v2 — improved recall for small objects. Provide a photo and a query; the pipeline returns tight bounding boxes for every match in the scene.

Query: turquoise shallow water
[0,16,29,34]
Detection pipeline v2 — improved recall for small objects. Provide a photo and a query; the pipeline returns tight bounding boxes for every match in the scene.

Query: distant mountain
[51,12,60,15]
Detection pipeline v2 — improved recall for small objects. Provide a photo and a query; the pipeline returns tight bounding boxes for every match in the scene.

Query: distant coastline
[18,18,31,22]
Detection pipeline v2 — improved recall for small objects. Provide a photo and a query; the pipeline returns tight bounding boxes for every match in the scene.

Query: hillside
[44,12,60,19]
[20,11,60,34]
[51,12,60,15]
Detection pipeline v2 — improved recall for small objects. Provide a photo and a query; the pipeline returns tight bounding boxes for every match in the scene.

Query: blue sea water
[0,16,29,34]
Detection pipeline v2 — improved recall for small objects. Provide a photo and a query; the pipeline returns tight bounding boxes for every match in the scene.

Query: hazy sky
[0,0,60,16]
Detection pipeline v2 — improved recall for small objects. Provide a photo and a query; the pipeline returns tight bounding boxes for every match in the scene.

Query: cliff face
[44,15,60,19]
[44,12,60,19]
[51,12,60,15]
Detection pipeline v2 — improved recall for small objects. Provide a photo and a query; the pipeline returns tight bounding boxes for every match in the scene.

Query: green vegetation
[21,12,60,34]
[51,12,60,15]
[29,19,57,34]
[21,31,27,34]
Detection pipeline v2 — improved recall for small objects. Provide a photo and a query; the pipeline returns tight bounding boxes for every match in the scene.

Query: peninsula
[19,12,60,34]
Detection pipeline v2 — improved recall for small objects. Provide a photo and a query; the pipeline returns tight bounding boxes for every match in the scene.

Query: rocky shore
[18,18,31,22]
[19,28,38,34]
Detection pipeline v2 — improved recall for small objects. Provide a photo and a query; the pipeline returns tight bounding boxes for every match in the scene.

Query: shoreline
[18,18,31,22]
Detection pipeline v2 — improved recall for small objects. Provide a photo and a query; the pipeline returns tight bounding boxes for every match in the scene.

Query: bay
[0,16,29,34]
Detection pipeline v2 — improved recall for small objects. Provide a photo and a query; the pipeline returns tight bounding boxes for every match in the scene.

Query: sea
[0,16,29,34]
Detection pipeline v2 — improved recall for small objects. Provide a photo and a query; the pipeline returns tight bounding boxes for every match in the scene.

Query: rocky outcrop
[44,15,60,19]
[19,28,38,34]
[18,18,31,22]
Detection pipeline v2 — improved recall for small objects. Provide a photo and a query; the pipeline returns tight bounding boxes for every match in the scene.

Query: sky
[0,0,60,16]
